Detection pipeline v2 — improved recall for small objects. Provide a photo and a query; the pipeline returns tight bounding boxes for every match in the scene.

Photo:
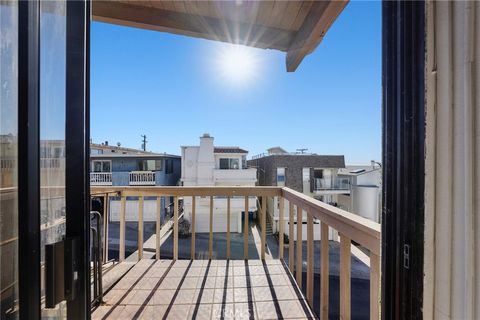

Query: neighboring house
[337,163,382,223]
[90,153,180,187]
[89,144,181,223]
[181,134,257,233]
[248,148,346,240]
[91,141,154,155]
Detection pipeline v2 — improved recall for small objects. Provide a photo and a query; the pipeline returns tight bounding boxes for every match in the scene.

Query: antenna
[141,134,147,151]
[296,148,308,154]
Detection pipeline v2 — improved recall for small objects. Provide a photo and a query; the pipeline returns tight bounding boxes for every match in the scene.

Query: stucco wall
[424,2,480,319]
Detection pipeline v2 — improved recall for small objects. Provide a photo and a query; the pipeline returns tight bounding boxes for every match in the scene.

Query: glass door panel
[0,1,19,318]
[39,1,67,318]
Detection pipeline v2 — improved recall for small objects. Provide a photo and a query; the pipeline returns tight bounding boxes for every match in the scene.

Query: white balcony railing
[129,171,156,185]
[90,172,112,185]
[314,177,350,190]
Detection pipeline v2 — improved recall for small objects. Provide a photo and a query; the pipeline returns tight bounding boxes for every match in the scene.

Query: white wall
[424,2,480,319]
[181,135,257,233]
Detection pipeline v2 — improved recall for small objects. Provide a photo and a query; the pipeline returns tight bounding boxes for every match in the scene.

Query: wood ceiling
[92,1,348,72]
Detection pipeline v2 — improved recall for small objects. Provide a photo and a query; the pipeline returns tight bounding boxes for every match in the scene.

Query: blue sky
[91,1,381,164]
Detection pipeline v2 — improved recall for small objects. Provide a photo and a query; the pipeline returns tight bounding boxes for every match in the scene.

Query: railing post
[226,196,231,259]
[296,206,303,288]
[320,222,329,320]
[209,196,213,259]
[155,197,160,260]
[370,253,380,320]
[279,197,284,259]
[137,196,144,260]
[289,201,294,271]
[340,234,351,320]
[244,196,249,259]
[261,196,266,260]
[191,196,196,260]
[307,212,314,305]
[173,196,178,261]
[119,196,126,262]
[103,193,109,262]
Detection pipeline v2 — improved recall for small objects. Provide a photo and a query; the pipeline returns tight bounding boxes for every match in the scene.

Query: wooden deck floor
[92,259,315,319]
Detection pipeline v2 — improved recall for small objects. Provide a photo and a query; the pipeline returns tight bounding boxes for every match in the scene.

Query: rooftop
[214,147,248,154]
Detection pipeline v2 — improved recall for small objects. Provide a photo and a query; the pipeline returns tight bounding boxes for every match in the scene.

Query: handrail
[91,185,282,197]
[281,187,381,255]
[90,185,381,319]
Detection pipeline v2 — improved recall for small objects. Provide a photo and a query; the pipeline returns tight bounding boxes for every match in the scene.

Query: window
[277,167,285,186]
[155,159,163,171]
[165,159,173,174]
[92,160,111,172]
[219,158,240,169]
[138,159,162,171]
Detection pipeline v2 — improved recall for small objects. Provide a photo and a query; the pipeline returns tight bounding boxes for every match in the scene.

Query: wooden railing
[91,186,381,320]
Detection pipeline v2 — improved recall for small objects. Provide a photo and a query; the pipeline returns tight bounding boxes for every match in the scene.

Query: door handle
[45,237,79,308]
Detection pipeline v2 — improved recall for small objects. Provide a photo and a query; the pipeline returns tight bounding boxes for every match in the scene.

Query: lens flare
[216,44,259,85]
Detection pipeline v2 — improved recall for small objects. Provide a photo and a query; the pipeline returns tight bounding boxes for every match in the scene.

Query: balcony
[213,168,257,185]
[129,171,156,186]
[90,172,112,186]
[90,186,380,319]
[314,177,350,191]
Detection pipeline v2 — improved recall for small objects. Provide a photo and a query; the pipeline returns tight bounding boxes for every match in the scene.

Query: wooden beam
[286,0,348,72]
[226,196,231,259]
[119,197,126,262]
[279,197,284,259]
[93,1,295,51]
[191,196,196,260]
[244,196,249,259]
[296,206,303,287]
[155,197,160,260]
[137,196,144,260]
[289,201,295,271]
[173,196,178,260]
[340,234,351,320]
[261,196,266,260]
[320,222,329,320]
[91,185,282,198]
[209,196,213,259]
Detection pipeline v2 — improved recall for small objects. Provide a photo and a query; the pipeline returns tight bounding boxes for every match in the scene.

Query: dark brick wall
[248,155,345,192]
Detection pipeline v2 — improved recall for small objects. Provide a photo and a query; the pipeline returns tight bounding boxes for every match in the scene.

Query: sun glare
[216,44,259,85]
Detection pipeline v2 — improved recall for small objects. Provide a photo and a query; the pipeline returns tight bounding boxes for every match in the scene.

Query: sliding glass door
[1,0,91,318]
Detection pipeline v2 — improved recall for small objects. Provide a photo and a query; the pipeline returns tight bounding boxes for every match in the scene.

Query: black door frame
[18,1,41,318]
[382,2,425,319]
[17,0,91,318]
[65,0,91,318]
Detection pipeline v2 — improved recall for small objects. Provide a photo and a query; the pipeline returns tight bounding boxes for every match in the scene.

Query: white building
[337,162,382,223]
[181,134,257,233]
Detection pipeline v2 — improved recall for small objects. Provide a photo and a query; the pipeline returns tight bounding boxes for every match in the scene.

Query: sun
[216,44,259,85]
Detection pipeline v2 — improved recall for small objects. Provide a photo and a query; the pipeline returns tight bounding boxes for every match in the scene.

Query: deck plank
[93,259,315,319]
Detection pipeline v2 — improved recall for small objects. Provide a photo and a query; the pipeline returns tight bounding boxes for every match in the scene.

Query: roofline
[90,153,180,159]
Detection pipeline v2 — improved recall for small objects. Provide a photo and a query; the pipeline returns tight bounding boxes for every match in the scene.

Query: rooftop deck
[93,259,314,319]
